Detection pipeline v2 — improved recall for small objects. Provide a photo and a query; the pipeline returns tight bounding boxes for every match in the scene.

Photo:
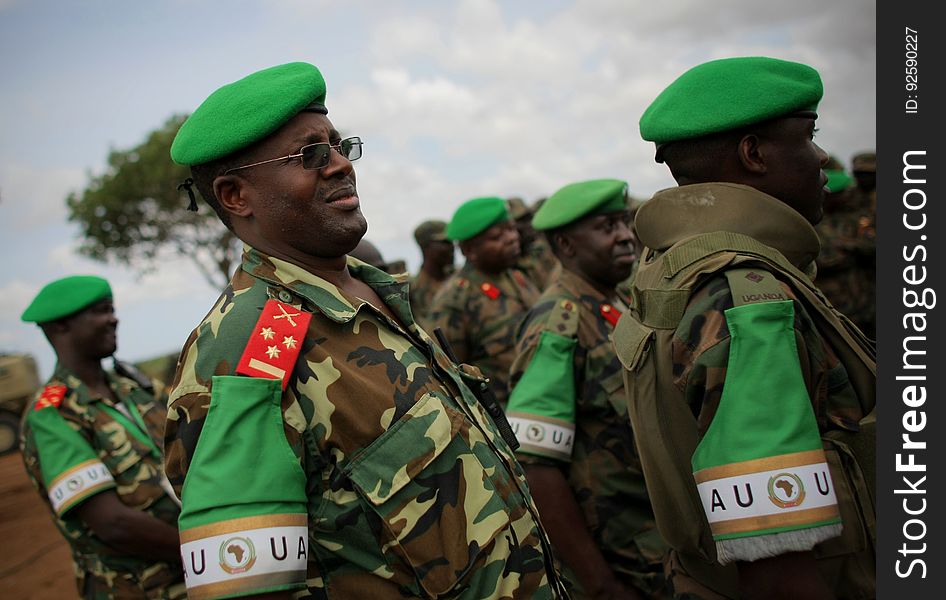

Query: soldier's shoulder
[431,273,474,307]
[523,289,581,338]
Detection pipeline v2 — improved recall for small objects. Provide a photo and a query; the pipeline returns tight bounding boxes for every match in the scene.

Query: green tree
[67,114,238,289]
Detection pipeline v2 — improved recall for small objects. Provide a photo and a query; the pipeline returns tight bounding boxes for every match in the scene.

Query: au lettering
[190,549,206,575]
[88,469,100,482]
[710,484,755,511]
[271,536,288,561]
[297,536,307,560]
[53,488,64,501]
[552,430,572,445]
[814,471,832,496]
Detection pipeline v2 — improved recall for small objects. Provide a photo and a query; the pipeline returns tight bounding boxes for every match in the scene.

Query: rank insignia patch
[34,384,67,411]
[236,300,312,389]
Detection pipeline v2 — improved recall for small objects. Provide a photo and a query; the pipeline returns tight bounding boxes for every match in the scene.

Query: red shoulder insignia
[511,270,529,288]
[34,384,67,411]
[599,303,622,328]
[236,299,312,390]
[480,282,501,300]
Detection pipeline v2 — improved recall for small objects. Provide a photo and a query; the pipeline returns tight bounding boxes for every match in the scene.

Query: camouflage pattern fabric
[815,188,876,339]
[20,365,185,599]
[408,269,447,332]
[165,247,565,599]
[427,263,540,408]
[508,269,666,597]
[517,235,561,292]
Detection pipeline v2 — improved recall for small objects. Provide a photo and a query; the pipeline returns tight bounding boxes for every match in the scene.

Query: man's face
[464,220,520,272]
[754,117,830,224]
[427,239,456,269]
[560,210,637,288]
[65,298,118,359]
[235,112,367,258]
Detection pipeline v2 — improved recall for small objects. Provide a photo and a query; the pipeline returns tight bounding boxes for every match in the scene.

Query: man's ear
[213,175,253,218]
[736,133,767,175]
[458,240,476,262]
[553,231,576,259]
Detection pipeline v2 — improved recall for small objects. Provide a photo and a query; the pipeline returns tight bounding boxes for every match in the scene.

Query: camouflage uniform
[408,268,448,332]
[427,263,540,408]
[516,235,561,292]
[613,184,876,599]
[506,269,666,597]
[20,365,185,599]
[815,188,876,339]
[164,247,565,600]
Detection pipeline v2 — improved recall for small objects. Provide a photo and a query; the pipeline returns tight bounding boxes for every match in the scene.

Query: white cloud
[0,163,86,228]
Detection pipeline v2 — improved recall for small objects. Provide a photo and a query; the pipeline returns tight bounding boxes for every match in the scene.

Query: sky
[0,0,876,380]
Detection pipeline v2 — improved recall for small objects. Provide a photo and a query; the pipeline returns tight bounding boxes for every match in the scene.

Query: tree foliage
[67,114,239,289]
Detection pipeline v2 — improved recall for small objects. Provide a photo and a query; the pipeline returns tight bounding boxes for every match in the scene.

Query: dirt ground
[0,452,77,599]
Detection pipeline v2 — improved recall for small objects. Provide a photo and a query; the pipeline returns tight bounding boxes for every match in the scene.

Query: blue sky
[0,0,876,379]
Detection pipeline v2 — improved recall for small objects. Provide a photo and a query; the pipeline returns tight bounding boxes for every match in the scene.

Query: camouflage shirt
[408,268,448,332]
[815,188,876,338]
[506,269,665,596]
[20,364,185,599]
[427,263,540,408]
[164,247,564,600]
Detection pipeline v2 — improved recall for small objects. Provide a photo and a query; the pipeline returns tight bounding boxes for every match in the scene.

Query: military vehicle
[0,353,40,454]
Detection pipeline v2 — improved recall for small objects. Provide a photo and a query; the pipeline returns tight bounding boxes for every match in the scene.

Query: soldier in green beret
[815,157,876,339]
[166,63,565,599]
[19,275,186,599]
[428,197,541,409]
[612,57,875,599]
[409,219,455,330]
[506,179,667,599]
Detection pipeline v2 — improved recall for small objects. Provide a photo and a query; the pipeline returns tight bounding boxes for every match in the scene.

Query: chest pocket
[344,393,514,598]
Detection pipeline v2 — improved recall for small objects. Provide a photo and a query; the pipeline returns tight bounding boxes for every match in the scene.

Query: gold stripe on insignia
[48,458,104,490]
[709,505,841,536]
[180,513,307,544]
[694,450,828,484]
[247,358,286,380]
[187,570,307,600]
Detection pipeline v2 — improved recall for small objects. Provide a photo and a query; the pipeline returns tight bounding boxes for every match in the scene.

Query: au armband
[692,300,842,564]
[506,330,577,461]
[179,376,309,599]
[28,401,116,516]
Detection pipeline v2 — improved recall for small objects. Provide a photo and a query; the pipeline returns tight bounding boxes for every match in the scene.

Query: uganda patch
[34,384,67,411]
[236,300,312,390]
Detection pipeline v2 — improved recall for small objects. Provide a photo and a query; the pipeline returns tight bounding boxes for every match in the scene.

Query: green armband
[179,376,308,600]
[691,300,842,564]
[28,408,116,516]
[506,331,577,461]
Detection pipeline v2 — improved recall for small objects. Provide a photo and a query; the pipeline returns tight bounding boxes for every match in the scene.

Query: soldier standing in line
[428,197,540,409]
[611,57,875,599]
[815,157,876,338]
[409,219,454,330]
[165,62,566,600]
[508,196,560,291]
[505,179,666,599]
[19,275,185,599]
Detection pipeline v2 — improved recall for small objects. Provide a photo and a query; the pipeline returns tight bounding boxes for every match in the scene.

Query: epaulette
[479,282,501,300]
[546,298,579,339]
[34,384,67,411]
[236,299,312,390]
[724,268,789,307]
[599,303,622,328]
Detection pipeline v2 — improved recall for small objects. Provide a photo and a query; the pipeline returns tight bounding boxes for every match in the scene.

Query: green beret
[640,56,823,146]
[446,197,510,242]
[532,179,628,231]
[171,62,328,166]
[824,169,853,193]
[21,276,112,324]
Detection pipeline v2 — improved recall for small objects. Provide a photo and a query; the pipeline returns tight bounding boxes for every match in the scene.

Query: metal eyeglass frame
[224,136,362,175]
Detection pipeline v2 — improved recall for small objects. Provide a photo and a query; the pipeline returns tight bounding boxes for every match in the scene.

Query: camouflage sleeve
[23,394,117,517]
[678,272,843,564]
[506,299,577,463]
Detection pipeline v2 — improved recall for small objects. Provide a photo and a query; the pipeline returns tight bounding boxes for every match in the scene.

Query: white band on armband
[49,459,115,516]
[507,414,575,461]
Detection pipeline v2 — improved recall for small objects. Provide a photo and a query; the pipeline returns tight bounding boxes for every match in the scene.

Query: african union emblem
[767,472,806,509]
[219,536,257,575]
[525,423,546,443]
[66,476,84,492]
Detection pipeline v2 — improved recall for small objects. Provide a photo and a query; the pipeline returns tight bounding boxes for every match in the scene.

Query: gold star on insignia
[260,327,276,340]
[282,335,297,350]
[266,345,281,359]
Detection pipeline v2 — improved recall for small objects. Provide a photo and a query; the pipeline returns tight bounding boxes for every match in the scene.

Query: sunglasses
[225,136,363,174]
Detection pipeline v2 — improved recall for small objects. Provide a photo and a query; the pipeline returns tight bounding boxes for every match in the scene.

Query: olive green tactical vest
[613,230,875,599]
